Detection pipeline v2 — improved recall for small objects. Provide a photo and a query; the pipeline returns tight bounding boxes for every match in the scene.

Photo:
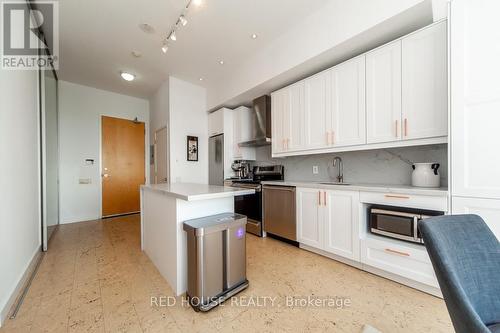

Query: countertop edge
[141,185,255,201]
[260,181,449,197]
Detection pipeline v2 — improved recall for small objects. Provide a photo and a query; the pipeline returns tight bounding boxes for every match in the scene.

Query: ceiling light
[199,78,203,81]
[219,60,224,65]
[131,50,142,58]
[120,72,135,81]
[161,42,168,54]
[179,15,188,26]
[192,0,203,6]
[168,30,177,41]
[251,33,258,39]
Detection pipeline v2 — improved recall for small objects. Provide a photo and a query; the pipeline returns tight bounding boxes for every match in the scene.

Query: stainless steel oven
[231,182,263,236]
[369,205,443,244]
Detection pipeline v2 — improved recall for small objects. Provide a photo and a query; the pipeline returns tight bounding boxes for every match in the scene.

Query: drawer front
[360,191,448,211]
[360,237,439,288]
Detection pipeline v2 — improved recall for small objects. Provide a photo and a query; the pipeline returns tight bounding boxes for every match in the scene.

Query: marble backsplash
[252,144,448,187]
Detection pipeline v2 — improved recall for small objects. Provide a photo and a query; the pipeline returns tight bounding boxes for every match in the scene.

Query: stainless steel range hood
[239,95,271,147]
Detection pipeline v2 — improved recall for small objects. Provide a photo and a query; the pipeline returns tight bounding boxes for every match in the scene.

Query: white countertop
[261,180,448,196]
[141,183,255,201]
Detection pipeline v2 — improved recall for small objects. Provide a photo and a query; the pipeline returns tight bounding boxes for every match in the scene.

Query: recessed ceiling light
[179,15,188,26]
[139,23,155,34]
[120,72,135,81]
[251,33,258,39]
[199,78,203,81]
[219,60,224,65]
[192,0,203,6]
[161,42,168,54]
[131,50,142,58]
[168,30,177,41]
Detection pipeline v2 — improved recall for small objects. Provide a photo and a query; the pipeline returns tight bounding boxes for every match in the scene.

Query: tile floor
[1,214,452,333]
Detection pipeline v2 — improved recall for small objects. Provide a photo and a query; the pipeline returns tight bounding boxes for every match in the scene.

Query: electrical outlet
[312,166,319,174]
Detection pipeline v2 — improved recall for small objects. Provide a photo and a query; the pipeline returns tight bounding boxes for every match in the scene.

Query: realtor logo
[1,1,58,69]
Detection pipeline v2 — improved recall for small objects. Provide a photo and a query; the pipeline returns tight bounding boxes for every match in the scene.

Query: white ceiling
[56,0,329,99]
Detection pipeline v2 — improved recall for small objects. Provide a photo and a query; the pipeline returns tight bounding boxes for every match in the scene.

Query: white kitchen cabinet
[331,56,366,147]
[402,21,447,140]
[452,197,500,240]
[232,106,256,161]
[451,0,500,200]
[304,71,331,149]
[297,187,323,249]
[271,89,286,154]
[208,108,226,137]
[323,190,360,261]
[366,41,402,144]
[297,187,359,261]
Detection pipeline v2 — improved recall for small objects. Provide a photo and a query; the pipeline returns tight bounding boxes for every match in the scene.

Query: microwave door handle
[413,216,419,242]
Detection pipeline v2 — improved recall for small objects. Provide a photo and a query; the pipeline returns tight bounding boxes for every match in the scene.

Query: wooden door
[154,127,168,184]
[331,56,366,147]
[102,116,145,216]
[304,71,330,149]
[402,21,447,140]
[323,190,360,261]
[366,40,402,144]
[296,187,323,249]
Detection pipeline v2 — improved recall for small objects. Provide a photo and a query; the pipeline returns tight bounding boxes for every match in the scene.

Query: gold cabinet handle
[385,248,410,257]
[395,119,399,137]
[404,118,408,137]
[332,131,335,145]
[323,191,326,206]
[384,194,410,199]
[318,191,321,206]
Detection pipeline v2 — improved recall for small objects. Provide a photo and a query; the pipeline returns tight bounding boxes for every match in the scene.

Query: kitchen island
[140,183,254,296]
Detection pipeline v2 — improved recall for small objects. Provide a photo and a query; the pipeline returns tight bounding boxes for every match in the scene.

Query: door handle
[404,118,408,137]
[395,119,399,137]
[323,191,326,206]
[384,248,410,257]
[102,173,109,178]
[318,191,321,206]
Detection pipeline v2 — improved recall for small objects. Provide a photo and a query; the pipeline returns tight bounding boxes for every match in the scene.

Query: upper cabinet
[232,106,256,161]
[331,56,366,147]
[208,108,225,137]
[271,21,448,157]
[366,40,402,144]
[402,21,448,140]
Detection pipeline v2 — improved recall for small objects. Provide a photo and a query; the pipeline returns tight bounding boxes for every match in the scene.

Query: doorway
[154,127,168,184]
[101,116,145,217]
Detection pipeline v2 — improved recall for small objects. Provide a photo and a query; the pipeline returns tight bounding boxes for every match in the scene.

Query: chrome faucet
[332,156,344,183]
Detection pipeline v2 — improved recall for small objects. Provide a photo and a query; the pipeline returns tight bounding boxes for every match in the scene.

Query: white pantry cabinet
[297,187,360,261]
[232,106,256,160]
[402,21,447,140]
[331,56,366,147]
[452,197,500,240]
[366,40,402,144]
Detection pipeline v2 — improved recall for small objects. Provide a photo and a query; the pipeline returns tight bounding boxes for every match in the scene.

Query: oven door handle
[262,185,295,192]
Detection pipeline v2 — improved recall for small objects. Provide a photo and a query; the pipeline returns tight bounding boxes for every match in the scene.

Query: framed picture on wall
[187,136,198,161]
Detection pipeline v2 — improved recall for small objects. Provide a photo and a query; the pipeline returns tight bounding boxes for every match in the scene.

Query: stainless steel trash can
[183,213,249,312]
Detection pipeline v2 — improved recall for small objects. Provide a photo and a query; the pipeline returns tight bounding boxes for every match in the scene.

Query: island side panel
[141,189,178,293]
[175,197,234,296]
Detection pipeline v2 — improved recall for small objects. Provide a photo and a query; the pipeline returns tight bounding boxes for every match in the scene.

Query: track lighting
[168,31,177,41]
[161,42,168,54]
[179,15,188,26]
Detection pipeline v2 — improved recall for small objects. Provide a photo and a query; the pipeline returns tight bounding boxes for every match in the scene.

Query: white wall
[168,77,208,184]
[0,54,41,325]
[59,81,149,224]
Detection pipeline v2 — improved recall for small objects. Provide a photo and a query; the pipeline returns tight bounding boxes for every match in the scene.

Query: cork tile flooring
[1,214,452,333]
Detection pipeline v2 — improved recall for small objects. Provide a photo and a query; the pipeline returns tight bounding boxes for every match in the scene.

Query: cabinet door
[285,82,305,151]
[331,56,366,147]
[323,190,360,260]
[452,196,500,240]
[297,188,323,248]
[451,0,500,199]
[208,109,224,137]
[366,41,402,144]
[271,90,286,154]
[402,21,447,140]
[232,108,242,159]
[304,71,330,149]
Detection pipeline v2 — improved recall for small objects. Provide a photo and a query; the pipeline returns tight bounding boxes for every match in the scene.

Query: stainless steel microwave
[369,205,443,244]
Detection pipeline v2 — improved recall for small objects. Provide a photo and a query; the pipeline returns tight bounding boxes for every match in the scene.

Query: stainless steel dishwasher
[263,185,296,241]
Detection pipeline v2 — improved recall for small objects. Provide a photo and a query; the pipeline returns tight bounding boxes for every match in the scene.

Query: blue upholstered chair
[419,214,500,333]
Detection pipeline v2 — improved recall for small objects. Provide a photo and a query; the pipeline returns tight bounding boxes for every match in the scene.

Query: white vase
[411,163,440,188]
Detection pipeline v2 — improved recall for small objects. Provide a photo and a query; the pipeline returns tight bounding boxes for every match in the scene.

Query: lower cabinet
[297,187,360,261]
[452,196,500,240]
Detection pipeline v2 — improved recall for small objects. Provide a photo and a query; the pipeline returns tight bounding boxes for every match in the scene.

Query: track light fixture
[179,15,188,26]
[160,0,201,54]
[161,41,169,54]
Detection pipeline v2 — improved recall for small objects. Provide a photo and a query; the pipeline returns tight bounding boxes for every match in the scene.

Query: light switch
[312,166,319,174]
[79,178,92,184]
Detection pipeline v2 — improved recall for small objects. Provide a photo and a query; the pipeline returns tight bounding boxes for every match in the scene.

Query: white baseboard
[0,246,42,327]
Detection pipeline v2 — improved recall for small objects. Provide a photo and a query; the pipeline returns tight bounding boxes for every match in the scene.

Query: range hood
[239,95,271,147]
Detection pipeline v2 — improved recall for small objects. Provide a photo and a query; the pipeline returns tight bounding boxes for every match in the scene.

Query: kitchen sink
[319,182,351,186]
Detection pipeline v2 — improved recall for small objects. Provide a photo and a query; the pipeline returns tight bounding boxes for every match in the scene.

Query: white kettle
[411,163,441,188]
